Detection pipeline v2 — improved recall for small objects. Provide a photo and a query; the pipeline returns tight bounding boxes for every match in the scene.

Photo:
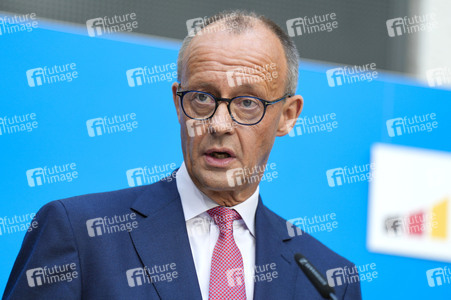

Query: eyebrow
[186,82,266,98]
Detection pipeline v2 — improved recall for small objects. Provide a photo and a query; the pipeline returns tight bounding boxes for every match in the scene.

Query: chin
[196,170,232,191]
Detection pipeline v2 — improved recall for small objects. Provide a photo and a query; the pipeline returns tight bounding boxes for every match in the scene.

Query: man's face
[172,24,302,200]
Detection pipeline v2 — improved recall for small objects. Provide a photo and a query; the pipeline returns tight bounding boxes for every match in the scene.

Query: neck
[197,184,258,207]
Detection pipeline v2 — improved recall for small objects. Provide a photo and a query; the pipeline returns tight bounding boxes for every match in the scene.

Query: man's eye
[241,99,258,108]
[195,93,209,102]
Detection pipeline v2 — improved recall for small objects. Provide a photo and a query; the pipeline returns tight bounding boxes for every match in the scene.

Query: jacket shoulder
[264,205,355,269]
[55,184,150,215]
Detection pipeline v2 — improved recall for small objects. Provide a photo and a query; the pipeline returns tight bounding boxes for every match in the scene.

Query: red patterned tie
[207,206,246,300]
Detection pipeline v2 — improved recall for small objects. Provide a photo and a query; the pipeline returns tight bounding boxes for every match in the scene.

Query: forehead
[182,24,286,85]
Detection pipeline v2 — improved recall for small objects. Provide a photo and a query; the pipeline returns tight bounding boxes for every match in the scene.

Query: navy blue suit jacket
[3,173,362,299]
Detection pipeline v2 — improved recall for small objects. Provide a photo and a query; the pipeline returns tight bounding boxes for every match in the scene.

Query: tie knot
[207,206,241,230]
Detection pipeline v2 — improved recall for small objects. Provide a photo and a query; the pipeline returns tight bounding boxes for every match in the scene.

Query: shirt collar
[176,161,258,237]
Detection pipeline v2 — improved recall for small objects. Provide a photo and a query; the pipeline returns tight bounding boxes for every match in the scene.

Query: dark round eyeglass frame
[176,89,292,126]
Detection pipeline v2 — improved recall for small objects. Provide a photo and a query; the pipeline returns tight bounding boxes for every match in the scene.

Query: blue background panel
[1,20,450,298]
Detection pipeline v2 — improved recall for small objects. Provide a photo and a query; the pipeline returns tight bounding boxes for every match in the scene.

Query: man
[3,11,362,299]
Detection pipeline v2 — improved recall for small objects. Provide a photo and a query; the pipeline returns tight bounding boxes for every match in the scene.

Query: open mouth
[207,152,232,159]
[205,148,235,160]
[204,148,236,167]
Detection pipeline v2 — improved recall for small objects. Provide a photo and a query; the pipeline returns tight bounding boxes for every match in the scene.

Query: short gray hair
[177,10,300,95]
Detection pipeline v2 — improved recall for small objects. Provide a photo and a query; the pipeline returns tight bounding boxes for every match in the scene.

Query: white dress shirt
[176,162,259,300]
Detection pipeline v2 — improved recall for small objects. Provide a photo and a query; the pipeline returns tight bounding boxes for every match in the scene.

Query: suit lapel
[253,196,300,300]
[254,196,329,299]
[129,176,202,299]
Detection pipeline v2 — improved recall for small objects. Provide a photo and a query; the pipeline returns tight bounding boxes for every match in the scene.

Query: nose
[209,102,234,134]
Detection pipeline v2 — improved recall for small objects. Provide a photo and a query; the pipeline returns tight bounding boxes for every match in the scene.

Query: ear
[276,95,303,136]
[172,82,181,124]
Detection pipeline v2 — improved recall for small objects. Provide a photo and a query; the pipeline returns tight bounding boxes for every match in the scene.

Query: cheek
[181,119,204,156]
[243,119,278,155]
[240,126,271,155]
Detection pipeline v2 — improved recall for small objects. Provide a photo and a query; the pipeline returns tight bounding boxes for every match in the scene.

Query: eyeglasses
[176,89,292,125]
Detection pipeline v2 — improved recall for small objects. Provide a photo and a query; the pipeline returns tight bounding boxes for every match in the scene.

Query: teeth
[210,152,230,159]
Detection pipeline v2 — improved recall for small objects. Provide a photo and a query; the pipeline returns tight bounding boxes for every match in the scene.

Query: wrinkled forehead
[180,24,287,91]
